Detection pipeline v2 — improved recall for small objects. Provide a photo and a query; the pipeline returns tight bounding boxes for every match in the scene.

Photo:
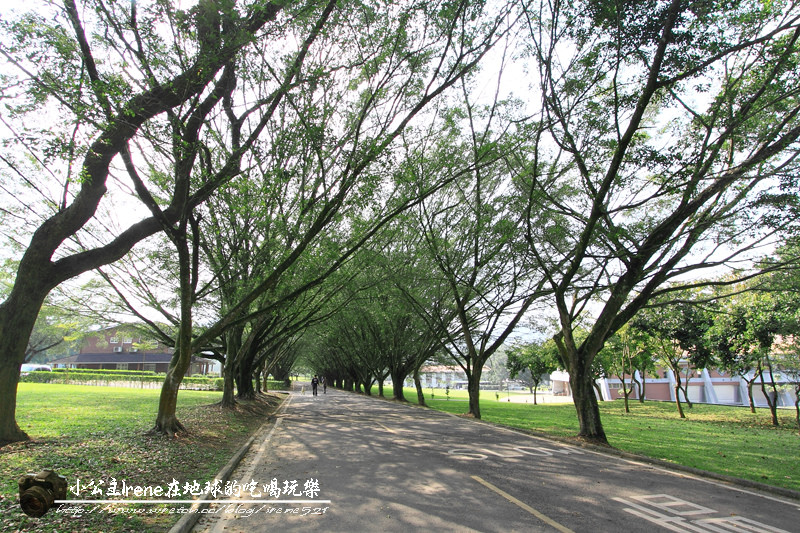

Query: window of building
[116,363,128,370]
[143,364,156,372]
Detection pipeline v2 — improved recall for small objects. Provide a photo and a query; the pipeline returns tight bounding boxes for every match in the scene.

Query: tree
[146,0,515,432]
[708,281,785,425]
[1,0,516,440]
[515,0,800,444]
[631,295,715,418]
[506,339,558,404]
[0,0,288,444]
[0,261,84,363]
[600,324,653,413]
[403,77,555,418]
[766,241,800,431]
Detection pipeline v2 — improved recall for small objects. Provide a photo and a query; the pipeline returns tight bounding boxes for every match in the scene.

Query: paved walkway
[192,389,799,532]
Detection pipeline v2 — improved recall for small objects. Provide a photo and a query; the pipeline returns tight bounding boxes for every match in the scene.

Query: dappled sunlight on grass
[1,384,283,532]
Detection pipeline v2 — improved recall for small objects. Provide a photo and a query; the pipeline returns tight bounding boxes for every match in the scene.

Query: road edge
[168,392,290,533]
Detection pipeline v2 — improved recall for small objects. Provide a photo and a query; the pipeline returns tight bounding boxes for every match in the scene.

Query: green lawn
[373,385,800,493]
[1,383,281,532]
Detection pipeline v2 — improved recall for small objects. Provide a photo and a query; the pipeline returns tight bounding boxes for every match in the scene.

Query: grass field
[1,383,281,532]
[3,382,798,532]
[374,385,800,493]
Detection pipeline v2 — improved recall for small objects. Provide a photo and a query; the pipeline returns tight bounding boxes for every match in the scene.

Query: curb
[168,393,289,533]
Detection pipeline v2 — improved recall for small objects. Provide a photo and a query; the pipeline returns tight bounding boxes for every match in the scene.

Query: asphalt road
[192,389,799,532]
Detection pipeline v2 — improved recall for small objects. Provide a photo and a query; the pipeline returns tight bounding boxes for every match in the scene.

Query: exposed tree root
[149,418,188,438]
[0,427,30,448]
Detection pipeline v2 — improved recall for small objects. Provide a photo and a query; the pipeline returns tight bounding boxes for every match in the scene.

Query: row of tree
[2,0,799,448]
[603,250,800,429]
[506,242,800,433]
[0,0,516,443]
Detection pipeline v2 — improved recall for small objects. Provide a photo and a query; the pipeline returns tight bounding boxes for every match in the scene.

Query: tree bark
[236,356,257,400]
[391,370,407,402]
[760,358,780,427]
[152,361,189,437]
[740,371,757,413]
[0,286,49,444]
[466,368,482,419]
[152,231,194,436]
[221,360,237,408]
[413,370,426,406]
[0,352,30,445]
[570,371,608,444]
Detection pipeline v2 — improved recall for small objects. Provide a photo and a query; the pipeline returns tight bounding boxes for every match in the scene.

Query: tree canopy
[2,0,799,447]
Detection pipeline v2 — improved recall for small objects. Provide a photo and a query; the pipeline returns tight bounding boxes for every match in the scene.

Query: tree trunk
[378,378,385,398]
[152,362,188,437]
[271,364,291,389]
[466,368,482,419]
[391,370,407,402]
[682,369,693,408]
[641,371,647,402]
[220,359,237,408]
[744,374,757,413]
[592,380,604,401]
[570,371,608,444]
[633,372,645,403]
[236,356,256,400]
[673,384,686,418]
[671,365,686,418]
[0,274,52,444]
[621,374,631,413]
[0,352,30,445]
[414,370,426,406]
[152,236,193,436]
[759,362,780,427]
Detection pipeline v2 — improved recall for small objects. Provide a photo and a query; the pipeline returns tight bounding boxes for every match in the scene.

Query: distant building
[404,365,491,389]
[550,364,798,408]
[48,326,213,375]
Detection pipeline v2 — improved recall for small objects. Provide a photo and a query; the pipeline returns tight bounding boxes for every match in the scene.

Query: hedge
[21,371,224,390]
[20,371,288,392]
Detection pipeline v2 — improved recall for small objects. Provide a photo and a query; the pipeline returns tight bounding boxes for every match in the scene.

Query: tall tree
[0,0,287,444]
[516,0,800,444]
[410,137,543,417]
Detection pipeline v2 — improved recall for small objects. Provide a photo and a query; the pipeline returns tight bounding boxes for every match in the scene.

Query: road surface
[191,388,799,532]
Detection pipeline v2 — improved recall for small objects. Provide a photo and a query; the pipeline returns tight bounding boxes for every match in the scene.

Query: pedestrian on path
[321,376,327,394]
[311,375,319,396]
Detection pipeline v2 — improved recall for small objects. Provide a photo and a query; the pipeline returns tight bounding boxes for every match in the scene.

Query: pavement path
[191,388,799,532]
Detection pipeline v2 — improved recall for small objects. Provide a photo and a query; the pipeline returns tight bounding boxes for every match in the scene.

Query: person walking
[321,376,327,394]
[311,375,319,396]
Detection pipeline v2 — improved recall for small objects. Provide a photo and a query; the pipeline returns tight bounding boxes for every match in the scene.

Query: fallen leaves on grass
[1,392,285,533]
